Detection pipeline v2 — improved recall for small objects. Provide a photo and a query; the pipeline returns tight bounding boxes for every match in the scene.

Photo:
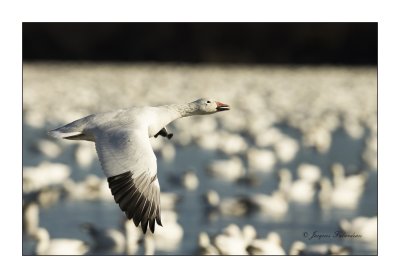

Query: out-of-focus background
[23,23,377,255]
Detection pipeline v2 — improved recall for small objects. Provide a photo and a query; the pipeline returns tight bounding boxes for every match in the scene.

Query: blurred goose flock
[23,63,377,255]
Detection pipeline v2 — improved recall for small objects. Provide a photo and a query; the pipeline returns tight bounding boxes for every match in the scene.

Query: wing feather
[95,128,162,233]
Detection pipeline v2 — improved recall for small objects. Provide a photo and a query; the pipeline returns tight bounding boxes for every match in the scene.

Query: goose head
[191,98,230,115]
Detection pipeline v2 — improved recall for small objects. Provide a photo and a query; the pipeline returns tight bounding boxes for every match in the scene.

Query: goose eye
[206,101,211,104]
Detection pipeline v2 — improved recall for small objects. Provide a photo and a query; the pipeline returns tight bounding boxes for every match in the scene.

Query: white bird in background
[289,241,351,256]
[49,98,230,234]
[32,227,89,255]
[80,222,126,254]
[278,168,316,204]
[247,232,286,255]
[339,216,377,243]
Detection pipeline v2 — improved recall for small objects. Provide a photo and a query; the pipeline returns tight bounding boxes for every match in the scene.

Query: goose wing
[94,127,162,233]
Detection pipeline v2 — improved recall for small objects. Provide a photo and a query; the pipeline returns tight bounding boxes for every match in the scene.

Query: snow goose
[304,126,332,153]
[160,192,181,210]
[318,177,361,209]
[289,241,351,255]
[211,224,257,255]
[23,185,62,208]
[242,225,258,246]
[152,210,184,251]
[217,132,248,155]
[297,163,321,183]
[74,142,97,168]
[274,136,299,163]
[33,139,62,159]
[81,223,126,254]
[246,148,276,173]
[123,220,142,255]
[204,189,288,219]
[180,170,199,191]
[339,216,377,243]
[23,202,39,236]
[33,227,89,255]
[214,224,248,255]
[247,232,286,255]
[331,163,368,192]
[249,191,289,218]
[49,98,230,233]
[198,232,220,255]
[206,156,245,182]
[278,168,316,204]
[144,235,156,255]
[255,127,283,148]
[63,175,113,201]
[23,162,70,193]
[203,190,252,217]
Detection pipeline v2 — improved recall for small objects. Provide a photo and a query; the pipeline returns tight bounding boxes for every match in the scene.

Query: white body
[49,99,230,234]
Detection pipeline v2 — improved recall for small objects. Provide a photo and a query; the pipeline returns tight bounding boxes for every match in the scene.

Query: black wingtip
[108,172,162,235]
[133,218,140,227]
[156,217,163,227]
[149,218,156,233]
[141,221,148,234]
[167,133,173,140]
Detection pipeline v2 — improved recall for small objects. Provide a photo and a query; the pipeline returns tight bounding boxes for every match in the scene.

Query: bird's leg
[154,127,173,140]
[154,127,168,138]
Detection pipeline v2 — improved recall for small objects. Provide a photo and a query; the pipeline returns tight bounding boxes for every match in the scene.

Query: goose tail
[48,115,94,141]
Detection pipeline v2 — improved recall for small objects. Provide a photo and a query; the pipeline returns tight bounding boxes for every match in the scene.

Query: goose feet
[155,127,173,140]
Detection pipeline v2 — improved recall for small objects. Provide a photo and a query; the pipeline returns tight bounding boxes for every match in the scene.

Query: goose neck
[166,103,197,118]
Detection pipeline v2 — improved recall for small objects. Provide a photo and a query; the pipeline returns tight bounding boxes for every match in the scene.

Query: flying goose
[49,98,230,233]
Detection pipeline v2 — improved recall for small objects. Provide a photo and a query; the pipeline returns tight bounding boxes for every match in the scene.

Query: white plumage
[49,98,229,233]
